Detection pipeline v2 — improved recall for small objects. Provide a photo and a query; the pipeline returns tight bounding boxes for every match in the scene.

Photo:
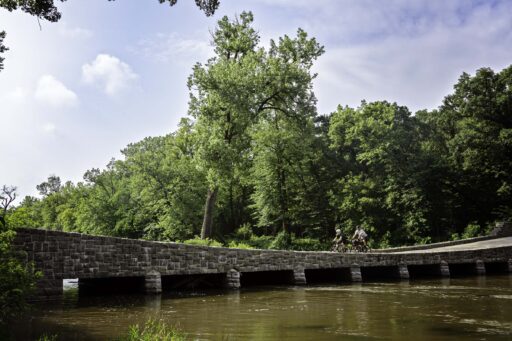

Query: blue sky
[1,0,511,199]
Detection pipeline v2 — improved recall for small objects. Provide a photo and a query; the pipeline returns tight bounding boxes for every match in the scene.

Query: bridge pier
[475,260,486,276]
[397,263,409,280]
[225,269,241,289]
[440,261,450,277]
[145,271,162,294]
[349,264,362,282]
[293,268,307,285]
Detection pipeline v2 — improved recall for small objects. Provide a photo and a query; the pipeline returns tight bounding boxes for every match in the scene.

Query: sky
[1,0,511,200]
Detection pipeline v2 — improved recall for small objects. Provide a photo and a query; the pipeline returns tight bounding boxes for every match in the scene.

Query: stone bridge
[12,228,512,297]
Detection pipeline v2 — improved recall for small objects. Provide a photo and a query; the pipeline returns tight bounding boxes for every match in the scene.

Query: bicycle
[331,241,347,253]
[351,238,371,253]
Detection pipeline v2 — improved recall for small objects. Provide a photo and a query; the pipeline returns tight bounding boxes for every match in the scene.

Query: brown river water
[7,275,512,340]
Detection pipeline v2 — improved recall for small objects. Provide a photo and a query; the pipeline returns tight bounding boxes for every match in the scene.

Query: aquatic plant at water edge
[118,319,188,341]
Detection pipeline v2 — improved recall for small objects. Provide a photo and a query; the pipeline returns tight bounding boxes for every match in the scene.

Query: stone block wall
[11,228,512,296]
[491,221,512,237]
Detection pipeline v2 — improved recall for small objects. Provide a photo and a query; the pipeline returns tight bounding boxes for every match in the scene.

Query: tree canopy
[3,13,511,250]
[0,0,219,19]
[188,12,324,238]
[0,30,6,71]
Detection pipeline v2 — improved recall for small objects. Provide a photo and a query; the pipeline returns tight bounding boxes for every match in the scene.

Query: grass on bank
[118,319,188,341]
[34,320,187,341]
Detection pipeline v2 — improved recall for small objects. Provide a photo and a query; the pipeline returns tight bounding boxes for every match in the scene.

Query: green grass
[183,237,223,247]
[118,319,188,341]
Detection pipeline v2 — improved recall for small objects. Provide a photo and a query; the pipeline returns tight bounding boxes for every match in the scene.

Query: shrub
[183,237,223,247]
[234,223,253,240]
[229,230,331,251]
[246,234,273,249]
[290,237,327,251]
[484,221,497,235]
[227,241,254,249]
[461,222,482,239]
[269,231,292,250]
[0,226,39,324]
[415,236,432,245]
[142,224,168,242]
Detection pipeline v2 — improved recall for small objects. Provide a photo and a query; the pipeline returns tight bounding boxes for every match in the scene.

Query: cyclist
[332,228,345,252]
[352,226,368,251]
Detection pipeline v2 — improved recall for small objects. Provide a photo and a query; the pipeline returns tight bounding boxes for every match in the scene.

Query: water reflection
[7,275,512,340]
[144,294,161,311]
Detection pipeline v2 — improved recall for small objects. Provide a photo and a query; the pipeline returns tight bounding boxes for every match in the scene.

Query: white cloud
[0,86,27,102]
[34,75,78,107]
[310,0,512,114]
[82,54,138,96]
[59,22,93,39]
[254,0,332,8]
[132,32,213,64]
[42,123,57,134]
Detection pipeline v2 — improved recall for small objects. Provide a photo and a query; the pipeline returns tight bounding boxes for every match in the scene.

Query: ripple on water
[10,276,512,341]
[491,294,512,299]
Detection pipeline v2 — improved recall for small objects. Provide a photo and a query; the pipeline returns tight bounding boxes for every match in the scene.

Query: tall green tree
[188,12,262,239]
[329,101,430,245]
[418,66,512,233]
[250,114,316,234]
[189,12,325,239]
[36,175,61,196]
[74,161,139,237]
[35,176,78,231]
[120,119,206,241]
[6,196,42,228]
[249,30,324,236]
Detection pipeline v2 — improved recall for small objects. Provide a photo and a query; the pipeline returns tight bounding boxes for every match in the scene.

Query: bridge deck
[391,237,512,253]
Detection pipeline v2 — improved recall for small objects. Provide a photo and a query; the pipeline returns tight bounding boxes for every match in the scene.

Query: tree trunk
[276,152,289,234]
[201,188,218,239]
[229,179,235,231]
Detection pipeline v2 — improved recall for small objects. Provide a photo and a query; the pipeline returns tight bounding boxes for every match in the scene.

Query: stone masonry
[11,228,512,296]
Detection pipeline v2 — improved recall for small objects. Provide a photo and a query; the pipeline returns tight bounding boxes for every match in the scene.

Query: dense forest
[2,13,511,250]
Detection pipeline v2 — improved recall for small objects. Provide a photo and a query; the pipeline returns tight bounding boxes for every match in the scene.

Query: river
[8,275,512,340]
